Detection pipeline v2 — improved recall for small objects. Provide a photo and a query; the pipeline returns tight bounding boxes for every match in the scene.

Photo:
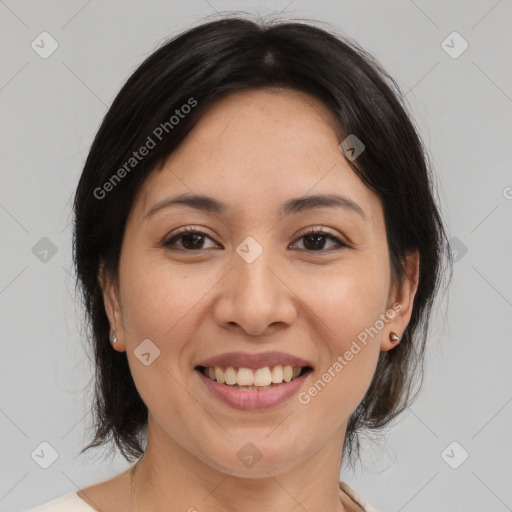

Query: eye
[290,229,348,252]
[163,227,348,253]
[163,227,219,251]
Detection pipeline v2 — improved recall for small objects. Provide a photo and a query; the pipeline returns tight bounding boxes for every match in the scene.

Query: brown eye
[163,228,347,253]
[291,230,347,252]
[163,228,219,251]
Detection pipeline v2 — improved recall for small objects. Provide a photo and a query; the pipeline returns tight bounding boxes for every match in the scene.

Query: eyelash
[163,227,349,253]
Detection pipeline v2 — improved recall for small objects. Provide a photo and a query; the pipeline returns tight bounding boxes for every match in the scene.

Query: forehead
[131,89,383,228]
[182,88,341,155]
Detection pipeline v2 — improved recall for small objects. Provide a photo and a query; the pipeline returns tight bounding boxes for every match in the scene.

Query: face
[102,89,418,478]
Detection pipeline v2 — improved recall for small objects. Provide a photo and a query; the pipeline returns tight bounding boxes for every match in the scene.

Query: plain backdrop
[1,1,511,511]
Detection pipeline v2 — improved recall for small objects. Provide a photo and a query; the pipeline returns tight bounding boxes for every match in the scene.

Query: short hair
[73,15,452,465]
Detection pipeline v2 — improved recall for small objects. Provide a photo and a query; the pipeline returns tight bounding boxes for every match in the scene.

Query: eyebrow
[144,193,366,220]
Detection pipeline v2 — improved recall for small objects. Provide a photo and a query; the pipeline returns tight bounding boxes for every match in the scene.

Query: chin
[199,439,305,479]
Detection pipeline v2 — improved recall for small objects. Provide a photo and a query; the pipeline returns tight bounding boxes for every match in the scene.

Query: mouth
[193,351,315,409]
[194,364,314,391]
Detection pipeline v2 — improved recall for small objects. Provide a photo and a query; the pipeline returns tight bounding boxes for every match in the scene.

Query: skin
[78,88,419,512]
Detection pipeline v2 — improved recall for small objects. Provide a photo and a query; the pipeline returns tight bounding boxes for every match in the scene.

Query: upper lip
[195,351,314,370]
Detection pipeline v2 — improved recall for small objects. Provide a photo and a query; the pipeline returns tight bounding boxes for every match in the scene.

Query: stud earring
[389,332,400,343]
[109,329,118,344]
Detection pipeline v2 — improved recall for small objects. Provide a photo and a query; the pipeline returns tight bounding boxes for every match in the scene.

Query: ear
[381,250,420,352]
[98,261,126,352]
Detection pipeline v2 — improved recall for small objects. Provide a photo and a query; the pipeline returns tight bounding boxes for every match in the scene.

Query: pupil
[304,233,325,250]
[183,233,203,249]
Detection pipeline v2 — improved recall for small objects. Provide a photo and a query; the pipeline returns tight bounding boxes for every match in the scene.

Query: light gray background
[1,1,511,511]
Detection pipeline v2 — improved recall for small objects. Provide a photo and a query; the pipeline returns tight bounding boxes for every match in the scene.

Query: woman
[27,15,451,512]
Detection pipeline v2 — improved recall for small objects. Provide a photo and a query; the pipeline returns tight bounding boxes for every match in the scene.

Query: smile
[195,365,313,410]
[197,364,312,390]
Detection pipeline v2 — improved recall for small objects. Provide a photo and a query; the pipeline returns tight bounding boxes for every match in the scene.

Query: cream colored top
[26,482,378,511]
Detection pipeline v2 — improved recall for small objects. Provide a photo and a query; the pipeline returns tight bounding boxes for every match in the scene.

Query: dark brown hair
[73,15,452,465]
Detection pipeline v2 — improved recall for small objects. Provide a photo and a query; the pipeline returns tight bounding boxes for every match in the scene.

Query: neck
[129,419,350,512]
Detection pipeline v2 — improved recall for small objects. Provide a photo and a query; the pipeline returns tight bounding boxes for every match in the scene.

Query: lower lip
[196,369,311,410]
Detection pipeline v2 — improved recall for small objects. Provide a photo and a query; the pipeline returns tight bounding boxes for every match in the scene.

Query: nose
[212,241,298,337]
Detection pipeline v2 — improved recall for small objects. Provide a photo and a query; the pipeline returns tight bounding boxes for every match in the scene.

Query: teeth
[224,366,237,385]
[214,367,225,384]
[253,367,272,386]
[237,367,254,386]
[271,365,283,383]
[202,364,305,387]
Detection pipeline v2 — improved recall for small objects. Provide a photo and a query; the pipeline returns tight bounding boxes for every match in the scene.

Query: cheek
[118,250,209,341]
[302,258,390,346]
[118,258,205,426]
[117,253,218,401]
[295,259,389,407]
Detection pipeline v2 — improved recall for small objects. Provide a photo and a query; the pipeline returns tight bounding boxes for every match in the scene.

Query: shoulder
[25,466,133,512]
[339,481,379,512]
[24,491,97,512]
